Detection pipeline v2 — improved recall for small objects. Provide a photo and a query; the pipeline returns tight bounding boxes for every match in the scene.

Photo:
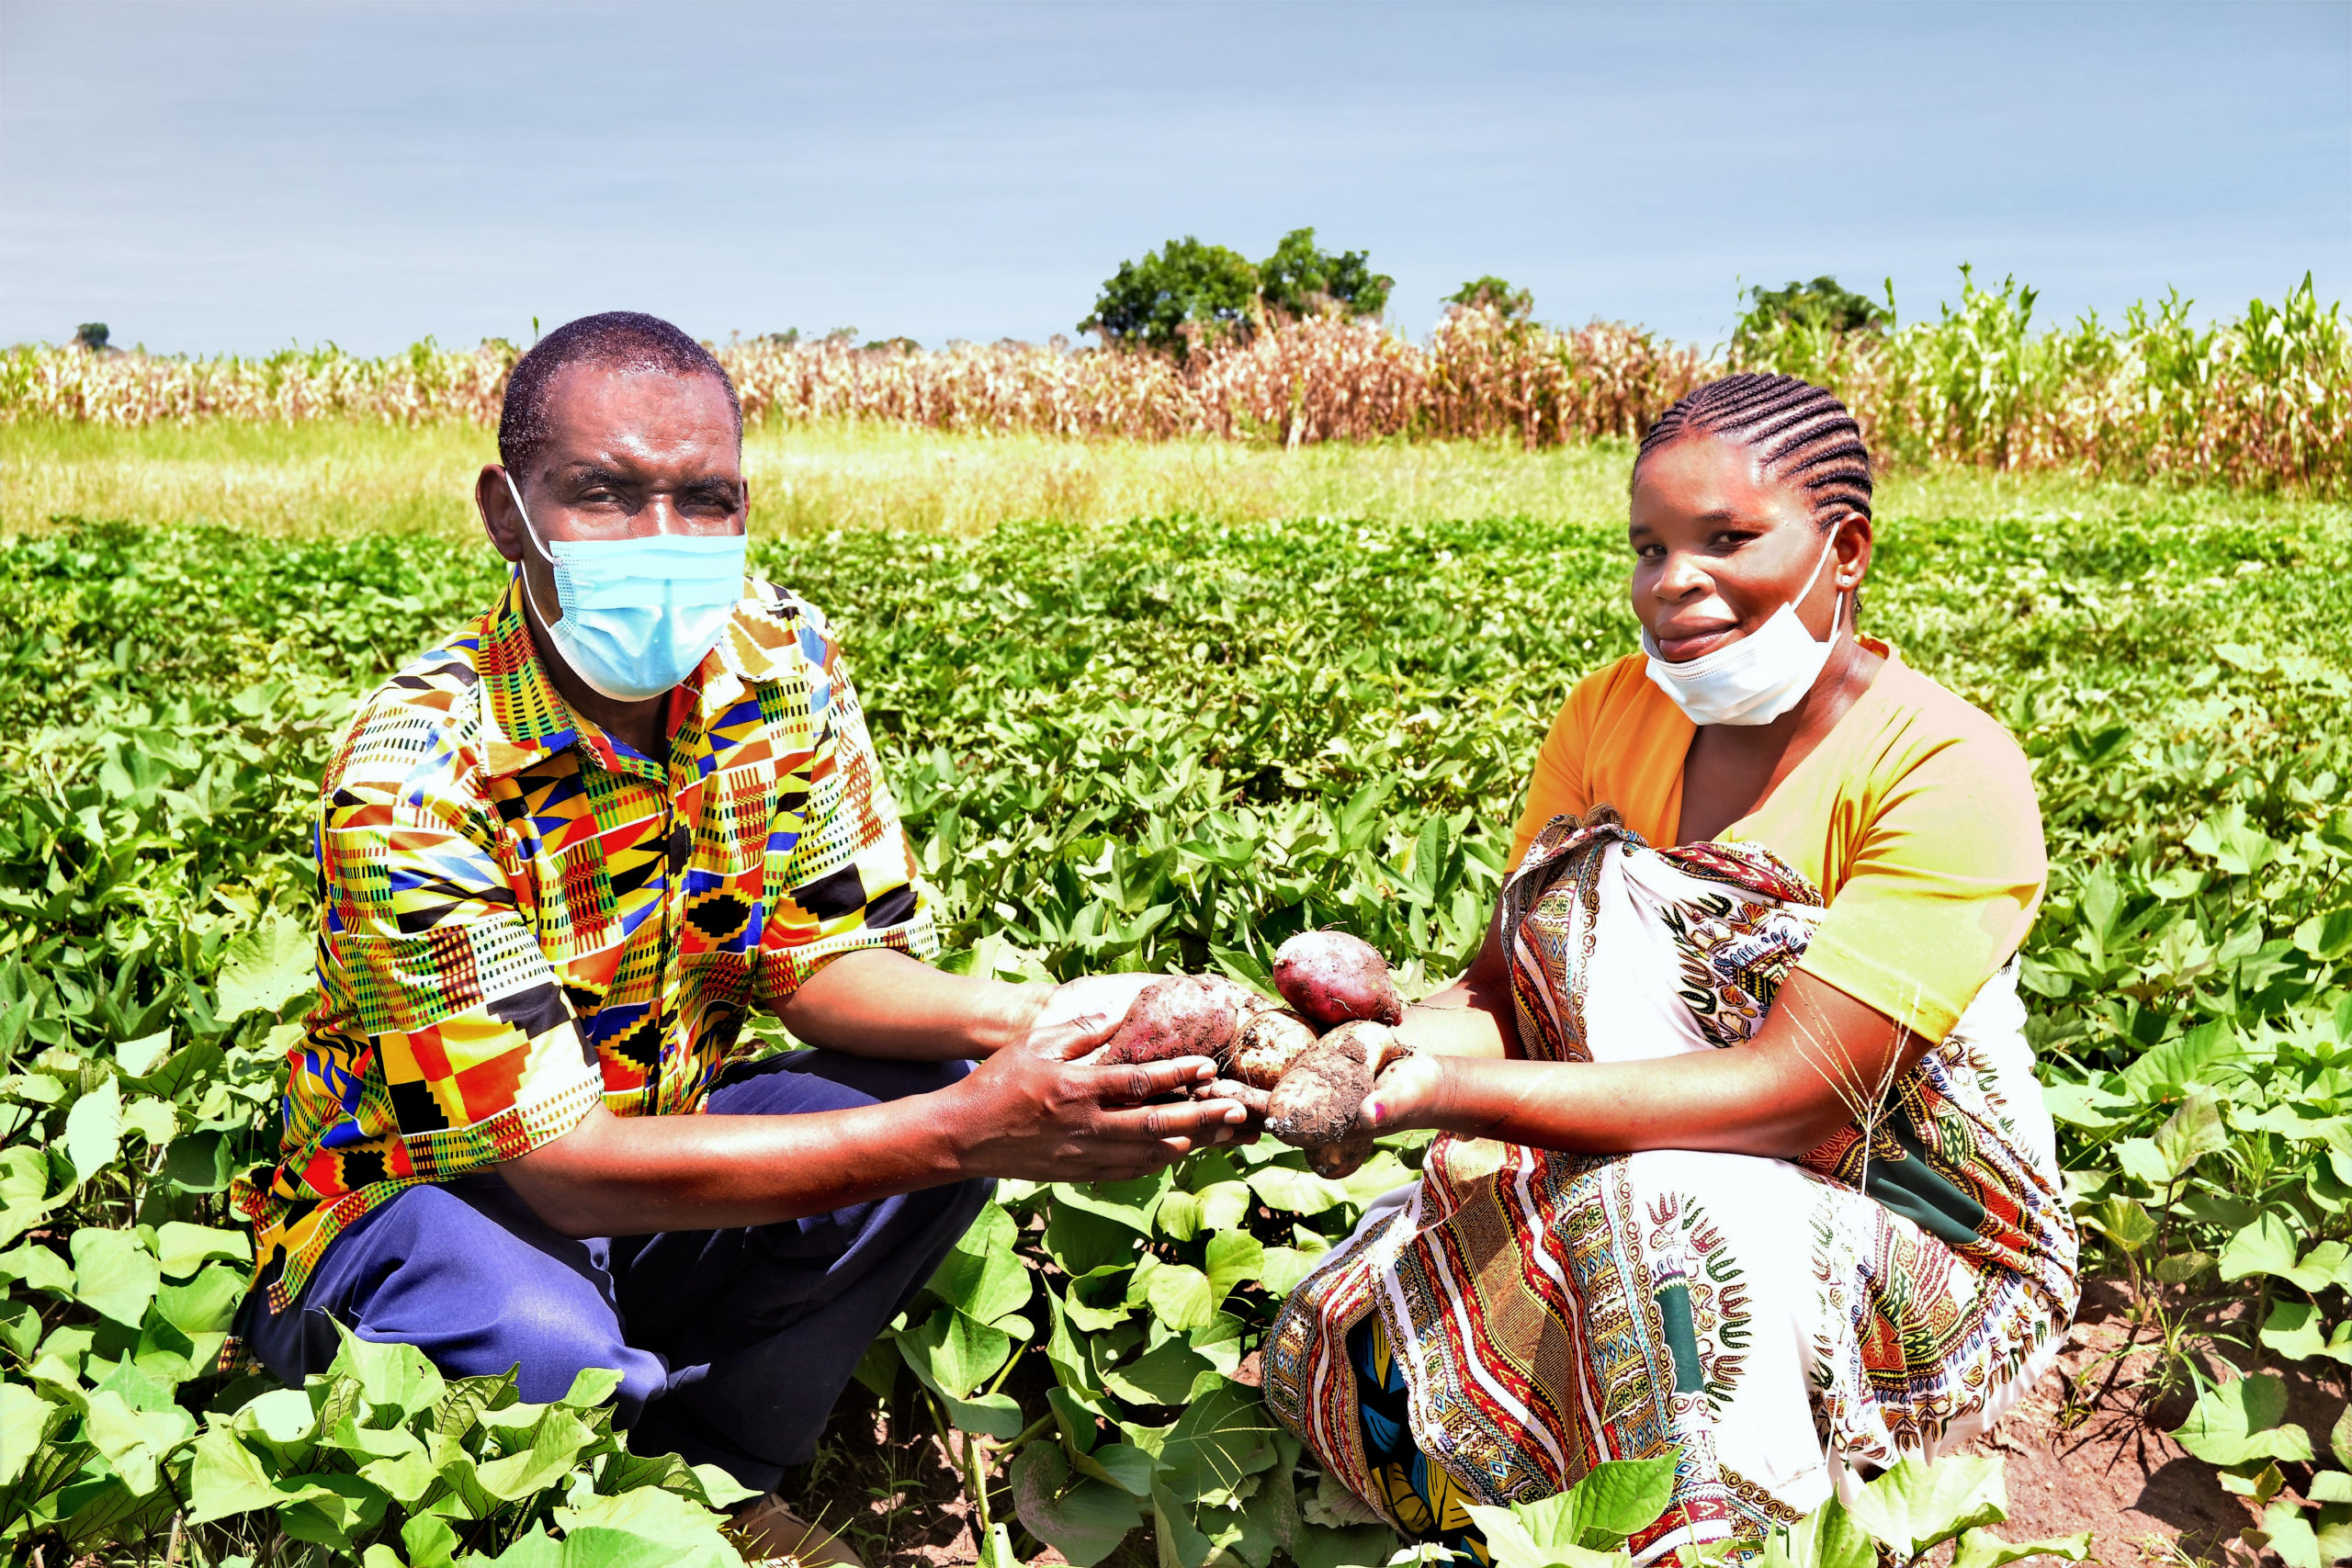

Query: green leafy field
[3,445,2349,1566]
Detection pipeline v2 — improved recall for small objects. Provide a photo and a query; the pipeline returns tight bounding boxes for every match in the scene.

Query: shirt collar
[477,576,582,778]
[474,574,816,780]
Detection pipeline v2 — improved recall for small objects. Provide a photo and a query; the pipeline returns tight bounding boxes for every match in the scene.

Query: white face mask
[1639,536,1844,727]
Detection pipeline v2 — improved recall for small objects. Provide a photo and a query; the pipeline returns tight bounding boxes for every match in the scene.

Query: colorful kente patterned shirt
[231,575,935,1313]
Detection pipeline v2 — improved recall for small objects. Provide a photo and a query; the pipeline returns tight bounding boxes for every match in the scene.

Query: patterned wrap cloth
[1266,809,2079,1562]
[231,575,934,1319]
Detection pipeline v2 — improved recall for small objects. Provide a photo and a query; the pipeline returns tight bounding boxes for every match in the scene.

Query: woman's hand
[1359,1050,1450,1137]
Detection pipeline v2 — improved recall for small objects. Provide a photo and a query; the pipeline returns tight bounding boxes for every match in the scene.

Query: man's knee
[266,1179,663,1415]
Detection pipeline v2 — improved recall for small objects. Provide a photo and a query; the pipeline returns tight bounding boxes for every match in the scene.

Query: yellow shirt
[1508,638,2046,1042]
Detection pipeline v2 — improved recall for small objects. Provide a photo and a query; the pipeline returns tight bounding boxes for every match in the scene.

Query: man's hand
[942,1007,1249,1182]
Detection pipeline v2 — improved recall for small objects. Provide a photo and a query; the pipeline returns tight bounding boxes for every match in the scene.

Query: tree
[1444,276,1533,322]
[1258,228,1393,322]
[1736,276,1892,342]
[74,322,109,352]
[1080,238,1261,357]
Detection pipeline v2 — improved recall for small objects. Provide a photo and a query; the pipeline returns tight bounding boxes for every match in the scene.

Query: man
[229,311,1246,1563]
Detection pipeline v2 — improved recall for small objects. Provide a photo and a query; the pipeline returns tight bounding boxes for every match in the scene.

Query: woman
[1263,374,2077,1562]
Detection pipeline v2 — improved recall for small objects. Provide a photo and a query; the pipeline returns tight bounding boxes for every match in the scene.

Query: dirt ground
[1964,1280,2245,1565]
[781,1275,2340,1568]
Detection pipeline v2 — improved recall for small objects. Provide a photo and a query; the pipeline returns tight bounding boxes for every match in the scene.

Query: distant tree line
[1081,230,1411,358]
[1080,246,1898,362]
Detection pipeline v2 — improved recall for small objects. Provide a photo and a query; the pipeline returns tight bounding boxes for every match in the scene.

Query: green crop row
[1,469,2347,1566]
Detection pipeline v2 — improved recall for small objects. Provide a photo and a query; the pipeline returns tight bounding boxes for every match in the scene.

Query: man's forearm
[778,949,1046,1061]
[504,1013,1248,1237]
[502,1096,973,1237]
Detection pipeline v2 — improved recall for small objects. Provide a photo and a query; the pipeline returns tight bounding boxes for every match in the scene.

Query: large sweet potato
[1195,973,1278,1025]
[1097,977,1241,1066]
[1228,1008,1318,1091]
[1272,931,1405,1032]
[1265,1020,1408,1154]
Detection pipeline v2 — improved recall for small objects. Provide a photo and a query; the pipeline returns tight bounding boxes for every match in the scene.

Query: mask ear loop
[503,470,565,629]
[1803,525,1849,648]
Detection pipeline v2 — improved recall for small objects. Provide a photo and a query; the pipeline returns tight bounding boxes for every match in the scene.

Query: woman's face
[1627,434,1871,663]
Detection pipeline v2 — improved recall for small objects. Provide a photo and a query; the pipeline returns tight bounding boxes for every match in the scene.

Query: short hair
[497,311,741,478]
[1633,372,1871,528]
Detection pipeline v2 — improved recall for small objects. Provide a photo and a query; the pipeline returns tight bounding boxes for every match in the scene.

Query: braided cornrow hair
[1634,372,1873,530]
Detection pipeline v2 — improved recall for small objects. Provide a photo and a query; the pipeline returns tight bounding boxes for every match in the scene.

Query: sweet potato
[1273,931,1405,1032]
[1228,1008,1318,1091]
[1304,1130,1377,1179]
[1196,973,1279,1022]
[1265,1020,1408,1151]
[1097,977,1241,1066]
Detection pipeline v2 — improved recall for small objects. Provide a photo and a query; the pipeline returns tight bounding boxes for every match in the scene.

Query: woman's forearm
[1374,972,1918,1160]
[1395,991,1514,1058]
[1395,907,1518,1060]
[1397,1050,1842,1158]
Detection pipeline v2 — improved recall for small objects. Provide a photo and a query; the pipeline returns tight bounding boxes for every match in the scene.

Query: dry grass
[8,273,2340,495]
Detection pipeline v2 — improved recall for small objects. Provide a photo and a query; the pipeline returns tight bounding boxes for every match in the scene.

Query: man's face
[478,363,748,624]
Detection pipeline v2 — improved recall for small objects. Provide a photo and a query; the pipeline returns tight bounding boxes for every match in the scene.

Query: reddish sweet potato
[1265,1020,1407,1150]
[1097,977,1241,1066]
[1273,931,1405,1032]
[1196,973,1278,1022]
[1228,1009,1318,1091]
[1192,974,1279,1061]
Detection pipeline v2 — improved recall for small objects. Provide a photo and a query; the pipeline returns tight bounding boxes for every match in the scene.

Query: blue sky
[4,0,2346,356]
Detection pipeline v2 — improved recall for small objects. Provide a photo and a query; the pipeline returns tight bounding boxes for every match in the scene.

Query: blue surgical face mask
[504,471,748,703]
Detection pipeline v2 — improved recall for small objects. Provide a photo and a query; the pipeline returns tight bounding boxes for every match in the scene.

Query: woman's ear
[1831,513,1873,589]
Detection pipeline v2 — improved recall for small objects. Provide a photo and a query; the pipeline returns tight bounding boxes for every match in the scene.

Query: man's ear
[478,465,525,564]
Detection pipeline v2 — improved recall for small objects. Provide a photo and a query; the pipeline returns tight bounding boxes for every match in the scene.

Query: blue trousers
[235,1050,991,1494]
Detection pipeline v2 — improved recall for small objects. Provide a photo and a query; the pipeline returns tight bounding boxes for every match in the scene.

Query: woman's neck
[1674,635,1885,845]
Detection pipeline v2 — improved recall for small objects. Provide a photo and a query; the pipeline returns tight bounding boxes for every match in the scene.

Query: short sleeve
[313,732,603,1177]
[757,647,939,1005]
[1796,728,2047,1043]
[1510,687,1597,870]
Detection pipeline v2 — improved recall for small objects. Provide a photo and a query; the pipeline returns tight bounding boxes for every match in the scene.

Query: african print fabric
[1265,810,2078,1563]
[231,576,934,1314]
[1351,1313,1492,1565]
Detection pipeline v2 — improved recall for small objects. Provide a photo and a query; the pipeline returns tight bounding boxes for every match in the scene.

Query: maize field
[4,270,2345,494]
